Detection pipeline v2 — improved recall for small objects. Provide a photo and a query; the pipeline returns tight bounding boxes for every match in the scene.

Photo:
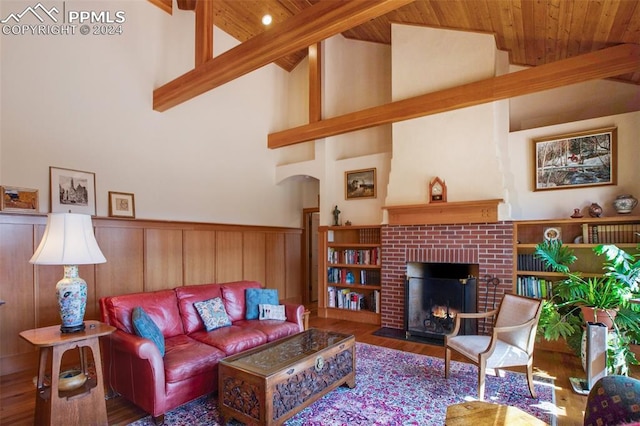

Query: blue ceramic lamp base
[56,265,88,334]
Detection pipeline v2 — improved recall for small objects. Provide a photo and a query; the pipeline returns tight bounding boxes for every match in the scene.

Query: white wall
[3,4,638,228]
[387,25,507,210]
[0,0,304,227]
[277,34,393,226]
[509,65,640,131]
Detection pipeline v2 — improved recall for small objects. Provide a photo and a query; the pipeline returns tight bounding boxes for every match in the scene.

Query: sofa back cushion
[220,281,262,322]
[101,289,184,338]
[176,283,223,334]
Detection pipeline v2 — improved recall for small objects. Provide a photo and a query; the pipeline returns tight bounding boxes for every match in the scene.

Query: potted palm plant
[534,239,640,375]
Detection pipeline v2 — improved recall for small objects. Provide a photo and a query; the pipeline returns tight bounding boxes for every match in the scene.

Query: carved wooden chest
[219,328,356,425]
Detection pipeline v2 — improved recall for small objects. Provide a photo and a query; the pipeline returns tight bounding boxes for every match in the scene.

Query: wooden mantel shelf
[384,199,503,226]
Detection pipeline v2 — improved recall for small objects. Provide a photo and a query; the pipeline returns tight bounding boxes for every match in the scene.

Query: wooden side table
[19,320,115,425]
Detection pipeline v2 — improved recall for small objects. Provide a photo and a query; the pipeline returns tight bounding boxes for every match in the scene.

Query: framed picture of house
[50,167,96,215]
[345,168,376,200]
[0,186,39,213]
[533,127,617,191]
[108,191,135,218]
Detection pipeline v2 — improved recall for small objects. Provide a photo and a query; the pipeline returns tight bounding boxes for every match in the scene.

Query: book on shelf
[327,286,336,307]
[359,269,381,285]
[327,286,377,313]
[516,253,551,272]
[327,247,380,265]
[358,227,381,244]
[582,223,640,244]
[516,276,554,299]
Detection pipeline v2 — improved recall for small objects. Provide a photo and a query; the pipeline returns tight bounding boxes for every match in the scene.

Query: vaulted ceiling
[149,0,640,147]
[164,0,640,85]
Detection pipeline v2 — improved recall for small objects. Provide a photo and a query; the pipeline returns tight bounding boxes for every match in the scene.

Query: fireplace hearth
[405,262,478,341]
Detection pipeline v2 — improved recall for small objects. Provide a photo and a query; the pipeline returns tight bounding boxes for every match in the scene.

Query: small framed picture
[543,227,561,242]
[1,186,39,213]
[108,191,135,218]
[345,168,376,200]
[50,167,97,215]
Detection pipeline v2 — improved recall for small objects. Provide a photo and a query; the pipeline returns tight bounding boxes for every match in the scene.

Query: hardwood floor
[2,312,636,425]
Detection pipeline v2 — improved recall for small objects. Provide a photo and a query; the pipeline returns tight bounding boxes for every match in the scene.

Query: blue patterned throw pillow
[194,297,232,331]
[245,288,279,320]
[132,307,165,357]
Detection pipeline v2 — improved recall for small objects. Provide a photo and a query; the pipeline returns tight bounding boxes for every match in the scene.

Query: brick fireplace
[380,222,514,331]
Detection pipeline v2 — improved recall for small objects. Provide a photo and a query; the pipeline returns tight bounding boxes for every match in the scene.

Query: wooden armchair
[444,293,543,400]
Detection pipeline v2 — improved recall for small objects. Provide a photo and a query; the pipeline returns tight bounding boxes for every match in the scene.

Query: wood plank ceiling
[171,0,640,85]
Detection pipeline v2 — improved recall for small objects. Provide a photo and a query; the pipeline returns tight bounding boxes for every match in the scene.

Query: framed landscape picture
[345,168,376,200]
[533,127,617,191]
[0,186,39,213]
[50,166,96,215]
[108,191,135,218]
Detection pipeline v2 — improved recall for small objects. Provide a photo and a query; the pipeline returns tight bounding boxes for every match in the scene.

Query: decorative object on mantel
[428,176,447,203]
[588,202,603,218]
[613,194,638,214]
[345,220,352,226]
[332,205,341,226]
[571,208,583,218]
[29,213,107,333]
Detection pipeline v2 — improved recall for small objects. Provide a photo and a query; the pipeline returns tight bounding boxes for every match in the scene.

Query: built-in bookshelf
[513,215,640,299]
[318,225,382,325]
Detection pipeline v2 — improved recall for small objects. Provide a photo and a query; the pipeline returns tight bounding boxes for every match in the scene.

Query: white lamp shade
[30,213,106,265]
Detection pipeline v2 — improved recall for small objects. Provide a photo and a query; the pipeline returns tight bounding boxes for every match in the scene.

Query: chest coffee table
[218,328,355,425]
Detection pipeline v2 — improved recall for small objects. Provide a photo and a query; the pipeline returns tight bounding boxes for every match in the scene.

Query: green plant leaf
[534,240,576,274]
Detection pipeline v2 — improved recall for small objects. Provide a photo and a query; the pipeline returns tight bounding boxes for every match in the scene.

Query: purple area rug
[128,342,556,425]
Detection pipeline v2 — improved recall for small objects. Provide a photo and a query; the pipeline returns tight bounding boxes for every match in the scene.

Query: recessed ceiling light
[262,14,272,26]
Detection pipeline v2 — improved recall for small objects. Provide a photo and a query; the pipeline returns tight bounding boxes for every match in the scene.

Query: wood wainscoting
[0,213,302,376]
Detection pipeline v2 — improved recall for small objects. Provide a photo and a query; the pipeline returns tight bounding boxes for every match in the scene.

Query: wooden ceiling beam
[309,43,322,123]
[176,0,196,11]
[195,0,214,65]
[147,0,172,15]
[268,43,640,149]
[153,0,415,111]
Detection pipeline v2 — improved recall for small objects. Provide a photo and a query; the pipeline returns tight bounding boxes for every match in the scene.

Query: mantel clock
[429,177,447,203]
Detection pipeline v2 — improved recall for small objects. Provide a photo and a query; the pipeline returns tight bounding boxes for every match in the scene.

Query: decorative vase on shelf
[588,203,603,218]
[613,194,638,214]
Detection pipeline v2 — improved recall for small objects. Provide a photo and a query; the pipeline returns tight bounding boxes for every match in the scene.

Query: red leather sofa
[99,280,304,423]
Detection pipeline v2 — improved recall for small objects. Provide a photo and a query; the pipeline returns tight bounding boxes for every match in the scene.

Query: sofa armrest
[284,304,305,332]
[102,330,166,415]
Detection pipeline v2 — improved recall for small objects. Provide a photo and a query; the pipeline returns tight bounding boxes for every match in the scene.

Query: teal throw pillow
[132,306,165,357]
[245,288,279,320]
[194,297,232,331]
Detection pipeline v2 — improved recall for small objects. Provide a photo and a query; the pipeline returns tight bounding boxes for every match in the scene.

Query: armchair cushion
[245,288,279,320]
[194,297,232,331]
[132,307,165,356]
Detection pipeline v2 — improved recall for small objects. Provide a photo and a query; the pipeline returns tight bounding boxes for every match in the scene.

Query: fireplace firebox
[405,262,478,341]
